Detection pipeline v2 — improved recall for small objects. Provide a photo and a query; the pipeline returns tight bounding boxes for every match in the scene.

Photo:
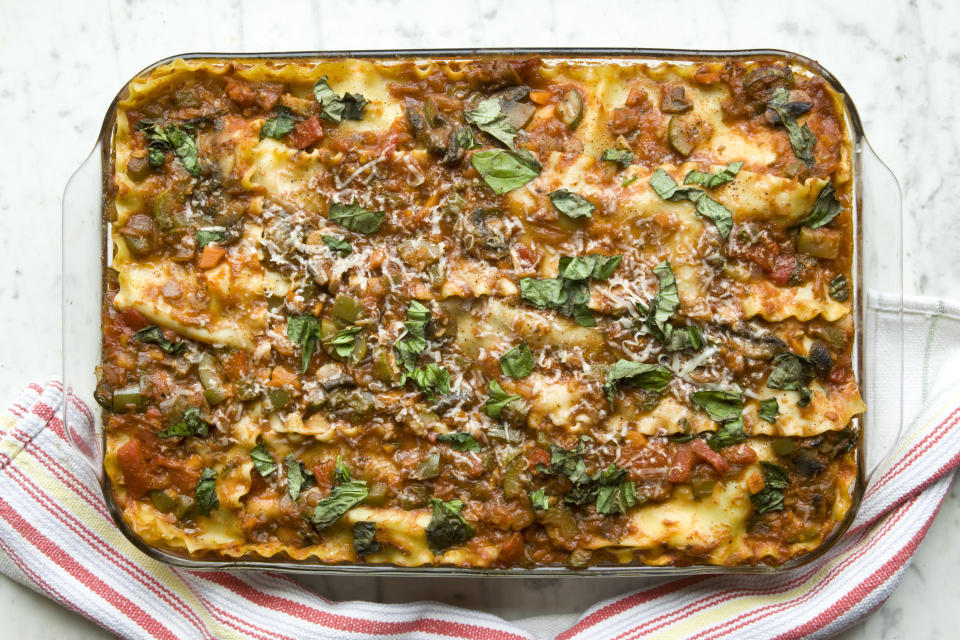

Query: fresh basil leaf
[465,98,518,148]
[829,273,850,302]
[164,125,200,177]
[683,162,743,188]
[395,300,430,373]
[426,498,475,554]
[329,326,362,358]
[548,443,589,485]
[768,87,816,167]
[649,168,699,201]
[456,127,478,150]
[691,192,734,239]
[594,465,637,516]
[761,461,790,489]
[194,467,219,516]
[437,432,481,452]
[260,106,297,140]
[328,201,385,234]
[352,521,381,556]
[800,182,843,229]
[287,314,322,374]
[158,407,211,438]
[485,380,522,419]
[520,277,566,308]
[530,487,549,510]
[707,415,747,451]
[758,398,780,424]
[311,480,368,530]
[321,235,352,256]
[558,254,622,281]
[767,352,817,407]
[549,189,595,219]
[471,149,541,195]
[604,360,673,405]
[601,148,633,169]
[690,390,744,423]
[750,486,785,515]
[284,454,308,501]
[500,341,534,378]
[313,76,368,123]
[249,443,276,477]
[662,324,703,352]
[195,227,228,248]
[133,325,185,355]
[647,260,680,337]
[411,363,450,401]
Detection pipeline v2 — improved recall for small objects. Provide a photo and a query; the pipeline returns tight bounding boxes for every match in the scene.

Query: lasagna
[99,55,863,568]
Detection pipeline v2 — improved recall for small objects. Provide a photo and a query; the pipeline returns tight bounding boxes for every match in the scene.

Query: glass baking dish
[61,48,904,576]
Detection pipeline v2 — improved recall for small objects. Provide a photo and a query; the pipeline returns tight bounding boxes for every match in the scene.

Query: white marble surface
[1,0,959,638]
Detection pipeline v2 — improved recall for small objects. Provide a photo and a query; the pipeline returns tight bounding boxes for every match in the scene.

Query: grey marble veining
[1,1,958,638]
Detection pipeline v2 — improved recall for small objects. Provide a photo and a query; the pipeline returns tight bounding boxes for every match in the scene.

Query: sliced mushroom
[405,101,464,167]
[461,208,509,261]
[765,90,813,125]
[808,342,833,377]
[316,363,355,391]
[743,65,794,105]
[492,85,536,129]
[659,84,692,114]
[430,392,471,416]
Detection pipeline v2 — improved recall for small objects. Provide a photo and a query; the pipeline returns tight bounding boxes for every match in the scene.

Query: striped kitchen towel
[0,294,958,640]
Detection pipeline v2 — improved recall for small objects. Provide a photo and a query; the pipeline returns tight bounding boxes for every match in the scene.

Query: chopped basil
[519,278,566,308]
[558,254,622,281]
[135,120,201,176]
[328,325,362,358]
[751,462,790,515]
[284,454,313,501]
[829,274,850,302]
[485,380,522,419]
[394,300,430,373]
[767,352,817,407]
[500,341,534,378]
[287,314,322,373]
[133,325,185,355]
[249,442,276,477]
[530,488,549,510]
[456,127,479,150]
[649,169,733,238]
[800,182,843,229]
[259,106,297,140]
[768,87,816,167]
[683,162,743,188]
[546,442,590,485]
[328,201,385,234]
[195,228,229,248]
[410,363,450,401]
[158,407,211,438]
[311,480,368,530]
[706,415,747,451]
[426,498,475,554]
[691,390,744,423]
[321,235,352,256]
[352,521,381,556]
[594,465,638,516]
[548,189,596,219]
[437,432,481,452]
[313,76,368,123]
[648,260,680,335]
[194,467,219,516]
[604,360,673,405]
[690,192,734,239]
[471,148,541,195]
[601,148,633,169]
[758,398,780,424]
[464,98,518,148]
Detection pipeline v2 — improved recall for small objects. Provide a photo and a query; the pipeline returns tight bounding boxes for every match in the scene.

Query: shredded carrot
[529,90,552,105]
[198,245,226,269]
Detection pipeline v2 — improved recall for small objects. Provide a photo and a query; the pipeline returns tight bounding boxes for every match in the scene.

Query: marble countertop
[2,0,959,638]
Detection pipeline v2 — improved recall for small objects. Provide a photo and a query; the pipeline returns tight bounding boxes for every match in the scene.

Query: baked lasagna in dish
[100,55,863,568]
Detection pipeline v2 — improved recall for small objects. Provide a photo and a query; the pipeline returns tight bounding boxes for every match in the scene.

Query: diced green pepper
[233,377,259,402]
[264,388,292,413]
[773,438,798,456]
[501,454,527,499]
[332,295,362,323]
[415,451,441,480]
[691,479,716,500]
[111,385,145,412]
[197,353,225,405]
[150,490,177,513]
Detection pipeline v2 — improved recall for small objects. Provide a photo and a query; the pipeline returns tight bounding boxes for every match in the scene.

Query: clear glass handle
[62,143,106,481]
[858,137,904,481]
